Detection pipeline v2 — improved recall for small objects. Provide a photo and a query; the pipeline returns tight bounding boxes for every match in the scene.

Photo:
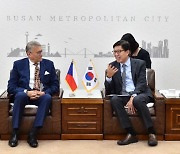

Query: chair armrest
[101,88,106,98]
[59,88,63,98]
[0,96,9,116]
[0,91,10,116]
[153,89,164,100]
[51,88,63,117]
[153,89,165,119]
[51,97,61,117]
[0,91,10,134]
[103,99,113,118]
[152,89,165,134]
[101,88,113,100]
[52,88,64,99]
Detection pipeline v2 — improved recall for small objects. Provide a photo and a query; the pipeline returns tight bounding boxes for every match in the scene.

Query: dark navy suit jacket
[7,58,59,96]
[104,58,153,99]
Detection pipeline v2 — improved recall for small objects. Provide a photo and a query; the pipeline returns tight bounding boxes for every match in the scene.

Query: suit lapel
[40,59,45,81]
[130,58,137,83]
[25,58,30,86]
[114,61,122,85]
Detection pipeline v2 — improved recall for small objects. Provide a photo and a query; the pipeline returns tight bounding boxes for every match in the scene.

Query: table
[160,90,180,140]
[61,89,103,140]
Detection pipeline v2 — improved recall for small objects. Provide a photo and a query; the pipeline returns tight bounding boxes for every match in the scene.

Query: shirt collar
[120,57,130,68]
[28,59,40,66]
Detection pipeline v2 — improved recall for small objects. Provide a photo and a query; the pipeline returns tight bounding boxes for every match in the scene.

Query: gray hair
[25,41,41,53]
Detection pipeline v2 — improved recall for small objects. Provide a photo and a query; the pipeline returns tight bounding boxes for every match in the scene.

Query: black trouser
[110,94,153,131]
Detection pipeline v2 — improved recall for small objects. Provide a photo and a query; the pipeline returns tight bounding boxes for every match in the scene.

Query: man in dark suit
[7,41,59,148]
[105,40,157,146]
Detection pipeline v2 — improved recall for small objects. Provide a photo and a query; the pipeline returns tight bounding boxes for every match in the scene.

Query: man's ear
[128,50,132,56]
[127,50,130,56]
[26,51,30,56]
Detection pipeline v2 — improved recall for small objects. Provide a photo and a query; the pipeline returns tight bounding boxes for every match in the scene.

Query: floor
[0,140,180,154]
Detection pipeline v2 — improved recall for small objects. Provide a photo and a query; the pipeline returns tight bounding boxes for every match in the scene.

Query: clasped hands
[27,90,45,100]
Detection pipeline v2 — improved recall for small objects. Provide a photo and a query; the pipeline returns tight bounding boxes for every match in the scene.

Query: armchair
[0,69,63,140]
[102,69,165,140]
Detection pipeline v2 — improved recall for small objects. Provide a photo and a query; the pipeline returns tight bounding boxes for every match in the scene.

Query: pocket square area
[44,71,50,75]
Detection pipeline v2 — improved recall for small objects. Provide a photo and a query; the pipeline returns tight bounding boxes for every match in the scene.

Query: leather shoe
[27,134,38,148]
[148,134,158,146]
[117,134,138,145]
[8,132,18,147]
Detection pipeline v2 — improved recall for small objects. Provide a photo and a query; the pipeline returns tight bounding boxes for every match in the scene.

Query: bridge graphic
[59,48,113,58]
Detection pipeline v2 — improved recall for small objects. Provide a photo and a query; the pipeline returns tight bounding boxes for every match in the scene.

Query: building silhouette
[7,43,61,57]
[7,32,61,57]
[142,39,169,58]
[94,51,113,57]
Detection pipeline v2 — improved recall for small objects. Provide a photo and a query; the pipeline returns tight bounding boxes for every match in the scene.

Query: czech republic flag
[65,61,78,92]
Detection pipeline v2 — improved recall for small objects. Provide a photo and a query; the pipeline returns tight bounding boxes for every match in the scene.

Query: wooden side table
[61,90,103,140]
[165,98,180,140]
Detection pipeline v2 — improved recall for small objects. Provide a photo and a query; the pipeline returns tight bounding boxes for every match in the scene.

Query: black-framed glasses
[112,50,125,54]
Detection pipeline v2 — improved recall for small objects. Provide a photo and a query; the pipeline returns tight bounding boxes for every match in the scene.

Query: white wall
[0,0,180,90]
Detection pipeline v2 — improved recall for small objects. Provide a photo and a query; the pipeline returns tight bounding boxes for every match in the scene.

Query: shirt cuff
[131,94,137,97]
[106,76,112,82]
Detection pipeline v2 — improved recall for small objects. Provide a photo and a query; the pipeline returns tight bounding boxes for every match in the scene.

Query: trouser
[110,94,153,130]
[12,92,51,129]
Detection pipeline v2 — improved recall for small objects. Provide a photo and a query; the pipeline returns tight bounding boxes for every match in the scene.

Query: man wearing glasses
[105,40,157,146]
[7,41,59,148]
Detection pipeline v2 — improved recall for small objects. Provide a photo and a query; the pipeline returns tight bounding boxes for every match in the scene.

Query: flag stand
[87,91,93,96]
[69,92,76,97]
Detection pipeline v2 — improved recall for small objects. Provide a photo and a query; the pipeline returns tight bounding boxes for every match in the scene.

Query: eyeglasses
[112,50,125,54]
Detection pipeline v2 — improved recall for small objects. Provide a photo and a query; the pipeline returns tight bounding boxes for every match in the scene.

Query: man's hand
[27,90,45,100]
[106,64,118,78]
[36,91,45,97]
[125,96,136,114]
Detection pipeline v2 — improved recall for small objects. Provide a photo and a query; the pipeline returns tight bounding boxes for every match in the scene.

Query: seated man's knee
[15,92,28,100]
[110,96,123,107]
[133,95,146,107]
[41,94,52,102]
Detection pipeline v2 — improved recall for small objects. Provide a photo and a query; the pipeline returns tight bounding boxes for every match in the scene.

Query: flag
[82,60,99,92]
[65,61,78,92]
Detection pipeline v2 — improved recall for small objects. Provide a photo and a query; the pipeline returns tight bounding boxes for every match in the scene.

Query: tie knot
[34,63,38,67]
[122,64,126,68]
